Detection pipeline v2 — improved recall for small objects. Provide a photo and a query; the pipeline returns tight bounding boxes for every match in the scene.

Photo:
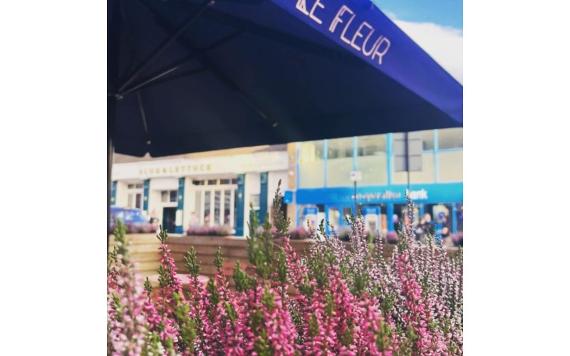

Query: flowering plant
[186,225,232,236]
[108,182,462,355]
[452,232,463,247]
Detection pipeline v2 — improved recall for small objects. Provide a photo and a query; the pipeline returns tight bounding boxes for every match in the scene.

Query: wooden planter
[110,234,459,286]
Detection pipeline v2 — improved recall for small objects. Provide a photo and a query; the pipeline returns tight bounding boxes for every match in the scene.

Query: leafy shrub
[108,182,463,355]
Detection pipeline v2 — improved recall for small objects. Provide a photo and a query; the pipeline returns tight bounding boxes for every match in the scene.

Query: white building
[111,145,289,236]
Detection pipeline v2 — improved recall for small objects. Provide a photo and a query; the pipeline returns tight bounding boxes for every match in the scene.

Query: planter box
[110,234,460,286]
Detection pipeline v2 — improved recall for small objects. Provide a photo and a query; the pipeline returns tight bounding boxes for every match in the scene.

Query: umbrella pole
[107,137,113,253]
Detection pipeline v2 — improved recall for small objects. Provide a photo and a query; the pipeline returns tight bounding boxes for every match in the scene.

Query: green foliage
[376,318,393,352]
[224,301,238,323]
[271,180,290,235]
[253,329,272,356]
[324,291,335,317]
[144,277,153,295]
[340,321,354,347]
[184,247,200,277]
[308,314,319,337]
[261,287,275,311]
[157,265,171,289]
[142,332,165,356]
[173,292,197,350]
[206,279,219,319]
[214,247,224,271]
[232,261,255,292]
[110,220,128,265]
[157,225,168,244]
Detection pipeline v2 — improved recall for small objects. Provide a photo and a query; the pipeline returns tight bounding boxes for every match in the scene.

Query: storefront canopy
[108,0,462,157]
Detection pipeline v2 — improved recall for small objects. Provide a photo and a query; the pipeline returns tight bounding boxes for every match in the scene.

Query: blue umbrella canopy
[108,0,462,157]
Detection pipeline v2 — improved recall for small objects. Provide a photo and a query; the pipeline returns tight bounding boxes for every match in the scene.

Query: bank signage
[294,183,463,205]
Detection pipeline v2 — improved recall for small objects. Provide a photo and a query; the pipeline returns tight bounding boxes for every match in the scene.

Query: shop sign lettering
[293,0,391,65]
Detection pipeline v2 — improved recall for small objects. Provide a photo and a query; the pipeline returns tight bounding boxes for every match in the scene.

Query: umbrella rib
[140,1,278,128]
[119,30,243,97]
[118,0,213,94]
[136,92,151,145]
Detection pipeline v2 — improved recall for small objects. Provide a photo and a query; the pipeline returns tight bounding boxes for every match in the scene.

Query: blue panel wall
[259,172,269,224]
[235,174,245,236]
[143,179,150,211]
[111,181,117,206]
[175,177,185,234]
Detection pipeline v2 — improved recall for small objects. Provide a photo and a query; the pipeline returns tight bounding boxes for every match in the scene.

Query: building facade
[285,128,463,235]
[112,128,462,237]
[111,147,289,235]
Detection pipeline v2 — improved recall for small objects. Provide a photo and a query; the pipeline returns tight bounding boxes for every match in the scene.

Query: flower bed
[108,185,462,355]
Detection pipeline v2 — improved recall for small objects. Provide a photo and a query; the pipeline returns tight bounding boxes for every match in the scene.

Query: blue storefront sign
[292,183,462,205]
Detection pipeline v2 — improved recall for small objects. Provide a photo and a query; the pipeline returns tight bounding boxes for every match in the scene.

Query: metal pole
[353,180,357,217]
[107,118,114,253]
[404,131,410,189]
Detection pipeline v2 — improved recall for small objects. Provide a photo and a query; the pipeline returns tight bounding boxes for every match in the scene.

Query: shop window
[161,190,178,203]
[224,190,232,225]
[357,134,387,186]
[327,137,353,187]
[299,141,325,188]
[391,130,436,184]
[214,191,221,225]
[438,128,463,149]
[250,194,260,210]
[204,191,211,226]
[438,128,463,182]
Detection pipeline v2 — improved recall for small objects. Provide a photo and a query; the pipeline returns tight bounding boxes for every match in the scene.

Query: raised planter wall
[110,234,460,283]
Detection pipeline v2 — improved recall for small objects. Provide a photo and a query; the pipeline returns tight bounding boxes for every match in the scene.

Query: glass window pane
[204,191,211,226]
[438,128,462,149]
[220,179,230,185]
[135,193,142,209]
[250,194,260,209]
[299,141,324,188]
[214,191,221,225]
[161,191,168,202]
[357,134,387,186]
[207,179,217,185]
[327,137,353,187]
[170,190,178,202]
[127,193,133,208]
[224,190,232,225]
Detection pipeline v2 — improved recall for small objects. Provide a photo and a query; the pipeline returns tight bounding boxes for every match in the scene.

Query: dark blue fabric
[109,0,462,157]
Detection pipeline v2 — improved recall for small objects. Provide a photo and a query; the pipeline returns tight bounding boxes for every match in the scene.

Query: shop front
[112,149,289,236]
[292,183,463,235]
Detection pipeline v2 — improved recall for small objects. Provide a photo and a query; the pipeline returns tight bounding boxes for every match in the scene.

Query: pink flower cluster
[108,191,462,355]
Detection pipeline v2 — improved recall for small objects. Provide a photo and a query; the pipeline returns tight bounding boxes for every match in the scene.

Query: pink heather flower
[107,256,148,356]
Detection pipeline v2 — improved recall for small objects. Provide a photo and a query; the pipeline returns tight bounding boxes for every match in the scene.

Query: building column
[259,172,269,224]
[111,181,117,206]
[434,129,440,183]
[451,204,458,234]
[387,133,393,185]
[175,177,185,234]
[235,174,245,236]
[143,179,150,213]
[387,203,394,232]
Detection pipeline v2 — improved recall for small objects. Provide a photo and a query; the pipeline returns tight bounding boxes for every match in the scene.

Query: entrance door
[162,207,177,234]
